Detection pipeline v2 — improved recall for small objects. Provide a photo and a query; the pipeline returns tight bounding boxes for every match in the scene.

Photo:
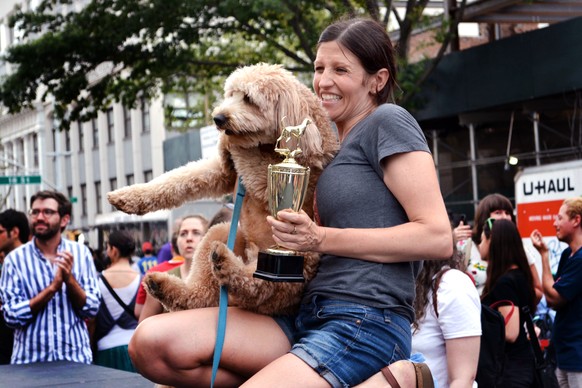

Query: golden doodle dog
[107,63,338,315]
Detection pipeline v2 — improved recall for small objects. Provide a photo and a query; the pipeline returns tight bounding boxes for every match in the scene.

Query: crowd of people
[0,15,581,388]
[0,189,222,373]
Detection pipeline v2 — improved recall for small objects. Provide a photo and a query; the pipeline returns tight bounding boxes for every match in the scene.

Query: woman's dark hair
[413,243,465,332]
[481,219,537,312]
[318,17,397,104]
[108,230,136,258]
[472,193,514,244]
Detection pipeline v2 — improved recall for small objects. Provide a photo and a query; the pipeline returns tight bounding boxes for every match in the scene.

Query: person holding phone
[0,190,100,364]
[453,193,542,301]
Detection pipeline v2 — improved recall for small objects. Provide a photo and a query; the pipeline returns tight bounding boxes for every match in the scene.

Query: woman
[129,17,452,387]
[454,193,542,301]
[138,214,208,322]
[480,219,537,387]
[93,230,140,372]
[409,250,481,387]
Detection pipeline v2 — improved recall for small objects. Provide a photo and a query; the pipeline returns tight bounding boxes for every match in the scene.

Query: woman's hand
[453,221,472,244]
[266,209,326,253]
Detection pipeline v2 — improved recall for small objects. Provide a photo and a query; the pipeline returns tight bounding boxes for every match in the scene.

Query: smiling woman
[127,17,451,388]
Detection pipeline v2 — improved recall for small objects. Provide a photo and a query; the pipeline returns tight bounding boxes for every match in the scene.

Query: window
[80,184,87,216]
[109,178,118,212]
[51,128,57,155]
[78,121,84,152]
[144,170,153,183]
[126,174,134,186]
[92,117,98,148]
[32,134,39,167]
[106,108,114,144]
[95,181,102,213]
[124,107,132,139]
[67,186,74,222]
[17,139,24,166]
[65,129,71,151]
[141,98,150,133]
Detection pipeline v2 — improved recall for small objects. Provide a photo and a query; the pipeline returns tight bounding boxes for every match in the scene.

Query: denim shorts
[274,296,411,387]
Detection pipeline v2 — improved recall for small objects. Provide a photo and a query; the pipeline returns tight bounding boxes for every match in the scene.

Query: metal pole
[469,124,479,211]
[533,112,541,166]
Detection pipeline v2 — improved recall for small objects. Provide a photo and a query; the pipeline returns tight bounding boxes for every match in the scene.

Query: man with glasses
[531,197,582,387]
[0,209,30,364]
[0,190,100,364]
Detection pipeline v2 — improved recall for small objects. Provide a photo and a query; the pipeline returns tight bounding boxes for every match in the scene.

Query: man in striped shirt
[0,190,100,364]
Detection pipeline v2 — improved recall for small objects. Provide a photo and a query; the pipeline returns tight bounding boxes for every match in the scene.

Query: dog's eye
[243,95,253,105]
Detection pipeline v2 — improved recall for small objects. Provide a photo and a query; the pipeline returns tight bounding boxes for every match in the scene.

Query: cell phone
[452,214,466,227]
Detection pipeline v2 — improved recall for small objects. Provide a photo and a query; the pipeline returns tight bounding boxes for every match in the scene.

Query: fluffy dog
[107,63,338,315]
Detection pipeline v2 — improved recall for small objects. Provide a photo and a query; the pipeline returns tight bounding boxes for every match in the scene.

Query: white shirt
[412,269,482,388]
[96,275,140,350]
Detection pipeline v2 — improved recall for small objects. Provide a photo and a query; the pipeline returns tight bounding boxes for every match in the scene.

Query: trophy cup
[253,118,311,282]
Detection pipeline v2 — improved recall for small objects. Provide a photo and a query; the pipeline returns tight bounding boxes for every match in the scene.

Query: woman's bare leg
[129,307,291,387]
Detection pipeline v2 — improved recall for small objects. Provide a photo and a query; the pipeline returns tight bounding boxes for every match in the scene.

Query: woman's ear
[109,245,119,259]
[371,68,389,95]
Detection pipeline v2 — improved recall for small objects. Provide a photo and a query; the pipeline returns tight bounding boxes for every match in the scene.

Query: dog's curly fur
[107,64,338,315]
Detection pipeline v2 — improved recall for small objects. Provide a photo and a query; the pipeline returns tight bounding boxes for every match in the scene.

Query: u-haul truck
[515,160,582,275]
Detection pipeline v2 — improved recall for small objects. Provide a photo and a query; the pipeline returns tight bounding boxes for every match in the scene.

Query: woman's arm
[138,293,165,323]
[270,151,452,263]
[529,264,544,304]
[499,305,520,343]
[446,336,480,388]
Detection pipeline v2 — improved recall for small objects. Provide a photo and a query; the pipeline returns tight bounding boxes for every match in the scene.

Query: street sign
[0,175,42,185]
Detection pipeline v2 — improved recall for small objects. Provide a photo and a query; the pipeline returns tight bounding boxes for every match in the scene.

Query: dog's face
[212,64,308,148]
[212,63,330,163]
[212,87,278,148]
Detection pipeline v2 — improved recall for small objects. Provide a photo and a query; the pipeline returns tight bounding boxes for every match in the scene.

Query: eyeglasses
[29,208,59,217]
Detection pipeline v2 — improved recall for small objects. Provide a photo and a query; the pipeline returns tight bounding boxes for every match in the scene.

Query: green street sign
[0,175,42,185]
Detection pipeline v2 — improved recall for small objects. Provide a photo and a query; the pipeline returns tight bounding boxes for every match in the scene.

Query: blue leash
[211,177,246,387]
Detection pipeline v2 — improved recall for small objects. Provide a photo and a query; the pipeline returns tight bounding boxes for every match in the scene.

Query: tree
[0,0,465,130]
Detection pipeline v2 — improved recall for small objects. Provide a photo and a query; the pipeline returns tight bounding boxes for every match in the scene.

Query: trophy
[254,118,311,282]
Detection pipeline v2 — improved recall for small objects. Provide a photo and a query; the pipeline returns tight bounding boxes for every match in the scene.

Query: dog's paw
[143,272,167,300]
[107,185,151,215]
[210,241,238,284]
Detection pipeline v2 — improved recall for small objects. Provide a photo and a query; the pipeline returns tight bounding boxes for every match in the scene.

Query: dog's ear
[299,121,323,161]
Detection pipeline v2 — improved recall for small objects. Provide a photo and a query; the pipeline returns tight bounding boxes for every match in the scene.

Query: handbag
[522,306,559,388]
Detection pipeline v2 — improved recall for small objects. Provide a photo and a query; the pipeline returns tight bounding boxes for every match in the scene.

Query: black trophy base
[253,251,305,282]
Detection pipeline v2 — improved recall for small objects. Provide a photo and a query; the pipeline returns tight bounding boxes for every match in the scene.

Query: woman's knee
[129,317,166,370]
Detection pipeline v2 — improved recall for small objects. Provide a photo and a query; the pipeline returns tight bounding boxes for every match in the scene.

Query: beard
[33,221,61,241]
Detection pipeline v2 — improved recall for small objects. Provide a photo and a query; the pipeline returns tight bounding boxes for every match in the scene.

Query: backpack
[475,303,507,387]
[432,269,509,388]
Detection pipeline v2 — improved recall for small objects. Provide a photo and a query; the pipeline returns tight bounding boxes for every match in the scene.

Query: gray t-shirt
[304,104,430,322]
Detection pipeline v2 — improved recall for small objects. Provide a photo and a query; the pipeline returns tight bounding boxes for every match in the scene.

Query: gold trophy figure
[254,118,311,282]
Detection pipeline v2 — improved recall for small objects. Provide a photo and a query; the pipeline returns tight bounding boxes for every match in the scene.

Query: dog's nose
[213,114,227,128]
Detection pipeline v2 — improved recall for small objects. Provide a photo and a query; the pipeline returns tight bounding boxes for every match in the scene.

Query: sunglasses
[485,217,496,231]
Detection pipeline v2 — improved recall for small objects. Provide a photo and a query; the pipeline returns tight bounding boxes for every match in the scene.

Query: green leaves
[0,0,460,130]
